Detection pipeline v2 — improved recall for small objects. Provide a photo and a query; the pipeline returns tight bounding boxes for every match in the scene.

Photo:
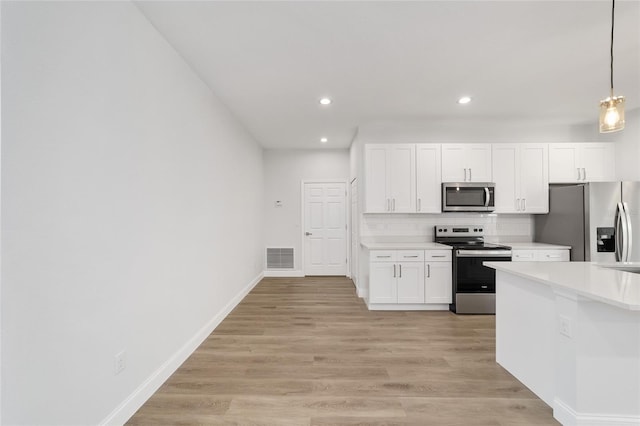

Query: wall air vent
[266,248,294,269]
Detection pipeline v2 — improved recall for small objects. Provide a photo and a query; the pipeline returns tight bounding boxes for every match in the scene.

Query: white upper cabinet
[365,144,416,213]
[416,144,442,213]
[492,143,548,214]
[549,143,614,183]
[441,144,492,182]
[519,144,549,213]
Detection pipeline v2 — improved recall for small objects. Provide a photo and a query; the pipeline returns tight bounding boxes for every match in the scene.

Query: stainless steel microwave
[442,182,495,212]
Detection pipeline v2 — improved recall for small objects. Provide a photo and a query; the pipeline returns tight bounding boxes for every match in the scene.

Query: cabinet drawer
[425,250,452,261]
[512,250,536,261]
[397,250,424,262]
[370,250,396,261]
[536,250,569,262]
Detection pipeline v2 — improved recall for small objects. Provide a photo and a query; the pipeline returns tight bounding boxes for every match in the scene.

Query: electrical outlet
[559,315,573,338]
[114,350,126,375]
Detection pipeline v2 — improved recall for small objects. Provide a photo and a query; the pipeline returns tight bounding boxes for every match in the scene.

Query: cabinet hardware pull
[464,168,467,181]
[427,264,431,278]
[522,198,526,211]
[399,264,402,277]
[418,198,421,211]
[577,168,581,180]
[582,168,586,181]
[431,255,446,258]
[393,264,396,278]
[404,255,419,258]
[516,198,520,211]
[377,255,391,258]
[469,168,472,181]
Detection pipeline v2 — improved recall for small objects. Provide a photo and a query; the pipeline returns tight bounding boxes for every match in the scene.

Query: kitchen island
[485,261,640,426]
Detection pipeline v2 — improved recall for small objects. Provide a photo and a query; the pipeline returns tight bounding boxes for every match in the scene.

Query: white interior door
[304,182,347,276]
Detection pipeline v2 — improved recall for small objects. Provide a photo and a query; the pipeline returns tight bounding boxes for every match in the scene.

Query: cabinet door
[466,144,492,182]
[388,145,416,213]
[416,144,442,213]
[369,262,397,304]
[580,143,615,182]
[364,145,389,213]
[396,262,425,303]
[549,144,580,183]
[425,262,452,304]
[441,144,467,182]
[492,144,519,213]
[520,144,549,213]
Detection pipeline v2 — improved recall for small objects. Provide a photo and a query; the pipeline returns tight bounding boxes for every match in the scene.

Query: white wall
[263,149,349,274]
[1,2,263,425]
[0,2,3,421]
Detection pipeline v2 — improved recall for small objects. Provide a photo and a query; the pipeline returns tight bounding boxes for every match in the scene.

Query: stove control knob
[479,228,483,232]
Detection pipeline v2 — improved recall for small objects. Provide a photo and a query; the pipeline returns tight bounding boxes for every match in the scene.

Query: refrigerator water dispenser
[597,227,615,252]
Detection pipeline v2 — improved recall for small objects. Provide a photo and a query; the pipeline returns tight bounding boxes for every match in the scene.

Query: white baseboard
[357,287,368,299]
[263,270,304,277]
[99,272,264,426]
[366,303,450,311]
[554,398,640,426]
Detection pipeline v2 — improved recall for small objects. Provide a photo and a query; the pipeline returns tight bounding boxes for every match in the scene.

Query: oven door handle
[456,250,512,257]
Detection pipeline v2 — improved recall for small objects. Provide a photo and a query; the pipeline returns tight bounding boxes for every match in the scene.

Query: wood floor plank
[127,276,559,425]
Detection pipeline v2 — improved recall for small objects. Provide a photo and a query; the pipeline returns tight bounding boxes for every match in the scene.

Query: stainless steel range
[435,226,512,314]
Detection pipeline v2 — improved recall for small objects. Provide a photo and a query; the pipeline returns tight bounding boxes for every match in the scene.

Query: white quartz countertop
[507,242,572,250]
[485,261,640,311]
[360,242,452,250]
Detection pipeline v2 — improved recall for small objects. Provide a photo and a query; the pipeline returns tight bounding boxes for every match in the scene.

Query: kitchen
[2,1,640,425]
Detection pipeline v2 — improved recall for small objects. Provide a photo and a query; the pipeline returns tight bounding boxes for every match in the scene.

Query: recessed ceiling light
[319,97,332,106]
[458,96,472,104]
[320,137,328,143]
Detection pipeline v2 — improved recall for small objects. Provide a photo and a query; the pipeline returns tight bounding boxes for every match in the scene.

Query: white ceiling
[135,1,640,149]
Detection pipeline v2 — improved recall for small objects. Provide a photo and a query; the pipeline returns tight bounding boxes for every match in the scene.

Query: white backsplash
[360,213,533,243]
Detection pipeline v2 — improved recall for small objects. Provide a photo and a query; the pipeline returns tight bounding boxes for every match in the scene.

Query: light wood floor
[127,277,559,425]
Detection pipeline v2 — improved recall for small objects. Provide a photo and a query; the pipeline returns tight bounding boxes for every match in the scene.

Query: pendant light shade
[599,0,625,133]
[599,95,625,133]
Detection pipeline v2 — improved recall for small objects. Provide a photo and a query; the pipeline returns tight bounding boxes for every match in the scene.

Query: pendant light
[599,0,625,133]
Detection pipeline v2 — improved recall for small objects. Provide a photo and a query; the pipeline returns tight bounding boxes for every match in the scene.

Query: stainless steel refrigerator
[534,182,640,262]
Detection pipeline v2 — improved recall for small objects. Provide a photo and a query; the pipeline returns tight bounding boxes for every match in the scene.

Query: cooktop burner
[433,225,511,251]
[443,241,511,250]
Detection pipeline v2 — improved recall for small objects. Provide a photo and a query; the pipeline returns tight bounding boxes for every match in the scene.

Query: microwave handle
[484,187,490,207]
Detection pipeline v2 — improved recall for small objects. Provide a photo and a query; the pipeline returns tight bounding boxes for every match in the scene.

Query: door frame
[300,179,350,277]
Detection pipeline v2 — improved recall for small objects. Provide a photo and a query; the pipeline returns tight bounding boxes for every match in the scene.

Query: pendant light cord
[610,0,615,95]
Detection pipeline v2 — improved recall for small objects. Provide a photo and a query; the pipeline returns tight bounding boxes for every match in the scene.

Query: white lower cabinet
[397,262,425,303]
[425,250,452,303]
[512,249,570,262]
[369,249,451,308]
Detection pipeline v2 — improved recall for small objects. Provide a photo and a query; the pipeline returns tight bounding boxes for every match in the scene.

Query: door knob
[305,232,312,236]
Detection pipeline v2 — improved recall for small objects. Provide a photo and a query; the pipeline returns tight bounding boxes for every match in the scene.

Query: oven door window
[455,256,509,293]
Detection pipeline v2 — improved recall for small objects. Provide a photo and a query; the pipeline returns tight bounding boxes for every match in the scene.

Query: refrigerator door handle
[616,202,628,262]
[623,202,633,262]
